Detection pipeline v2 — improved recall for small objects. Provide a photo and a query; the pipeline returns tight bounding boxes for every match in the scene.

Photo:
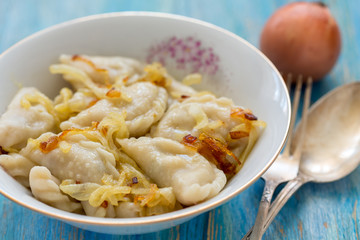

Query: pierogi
[0,55,265,218]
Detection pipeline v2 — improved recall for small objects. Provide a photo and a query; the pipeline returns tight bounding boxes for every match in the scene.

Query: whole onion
[260,2,341,80]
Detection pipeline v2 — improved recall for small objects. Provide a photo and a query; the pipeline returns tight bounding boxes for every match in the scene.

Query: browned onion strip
[0,146,9,155]
[229,131,249,139]
[230,107,258,121]
[71,55,111,87]
[105,87,122,98]
[39,122,100,153]
[182,133,240,175]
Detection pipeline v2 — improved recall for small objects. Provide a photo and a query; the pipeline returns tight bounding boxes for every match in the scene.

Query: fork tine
[282,75,303,158]
[292,76,313,160]
[286,73,292,91]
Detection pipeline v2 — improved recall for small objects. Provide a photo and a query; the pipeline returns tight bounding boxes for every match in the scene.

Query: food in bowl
[0,54,265,218]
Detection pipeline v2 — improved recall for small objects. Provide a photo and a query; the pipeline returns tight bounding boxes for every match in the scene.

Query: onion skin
[260,2,341,80]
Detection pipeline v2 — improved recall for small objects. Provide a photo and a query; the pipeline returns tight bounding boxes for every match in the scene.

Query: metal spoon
[246,81,360,237]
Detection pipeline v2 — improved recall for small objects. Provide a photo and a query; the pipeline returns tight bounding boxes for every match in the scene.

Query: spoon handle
[247,180,277,240]
[242,175,309,239]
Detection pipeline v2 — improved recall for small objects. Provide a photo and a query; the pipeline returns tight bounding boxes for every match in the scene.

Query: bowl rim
[0,11,290,227]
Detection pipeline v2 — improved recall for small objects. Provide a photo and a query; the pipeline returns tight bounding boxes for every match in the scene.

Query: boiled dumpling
[60,99,118,130]
[59,54,143,86]
[60,82,168,137]
[115,202,144,218]
[81,201,116,218]
[151,93,262,158]
[118,137,226,206]
[0,87,57,150]
[29,166,82,212]
[151,94,240,141]
[125,83,168,136]
[0,153,36,187]
[21,132,119,184]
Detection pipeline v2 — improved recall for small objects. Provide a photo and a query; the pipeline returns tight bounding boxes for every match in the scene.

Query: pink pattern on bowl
[146,36,219,75]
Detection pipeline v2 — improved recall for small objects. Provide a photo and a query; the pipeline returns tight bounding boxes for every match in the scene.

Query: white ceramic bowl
[0,12,290,234]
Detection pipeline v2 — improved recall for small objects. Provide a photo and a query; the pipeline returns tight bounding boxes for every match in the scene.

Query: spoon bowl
[293,81,360,182]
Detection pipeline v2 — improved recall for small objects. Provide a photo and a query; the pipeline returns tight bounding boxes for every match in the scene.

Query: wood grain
[0,0,359,239]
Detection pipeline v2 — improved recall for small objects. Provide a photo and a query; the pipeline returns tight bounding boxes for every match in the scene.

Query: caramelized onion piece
[105,88,122,98]
[71,55,111,86]
[134,184,158,207]
[132,177,139,185]
[230,108,258,121]
[182,134,199,146]
[39,122,100,153]
[0,146,9,155]
[198,133,239,174]
[39,136,60,153]
[100,200,109,208]
[122,76,129,84]
[140,63,171,87]
[181,95,190,99]
[229,131,249,139]
[71,55,108,74]
[87,99,99,108]
[182,133,240,175]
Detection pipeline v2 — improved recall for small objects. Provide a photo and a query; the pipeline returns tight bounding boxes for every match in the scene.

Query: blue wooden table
[1,1,359,239]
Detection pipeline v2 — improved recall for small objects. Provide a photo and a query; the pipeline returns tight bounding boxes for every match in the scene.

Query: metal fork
[242,75,313,240]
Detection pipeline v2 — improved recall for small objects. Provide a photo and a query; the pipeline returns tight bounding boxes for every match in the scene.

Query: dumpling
[124,83,168,136]
[118,137,226,206]
[115,202,143,218]
[29,166,82,212]
[59,54,143,86]
[21,132,119,184]
[60,99,118,130]
[151,94,241,141]
[0,87,57,150]
[81,201,116,218]
[151,93,265,159]
[60,82,168,137]
[0,153,36,187]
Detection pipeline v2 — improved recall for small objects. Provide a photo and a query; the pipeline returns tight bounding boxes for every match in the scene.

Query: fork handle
[242,175,310,239]
[247,181,277,240]
[262,175,310,231]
